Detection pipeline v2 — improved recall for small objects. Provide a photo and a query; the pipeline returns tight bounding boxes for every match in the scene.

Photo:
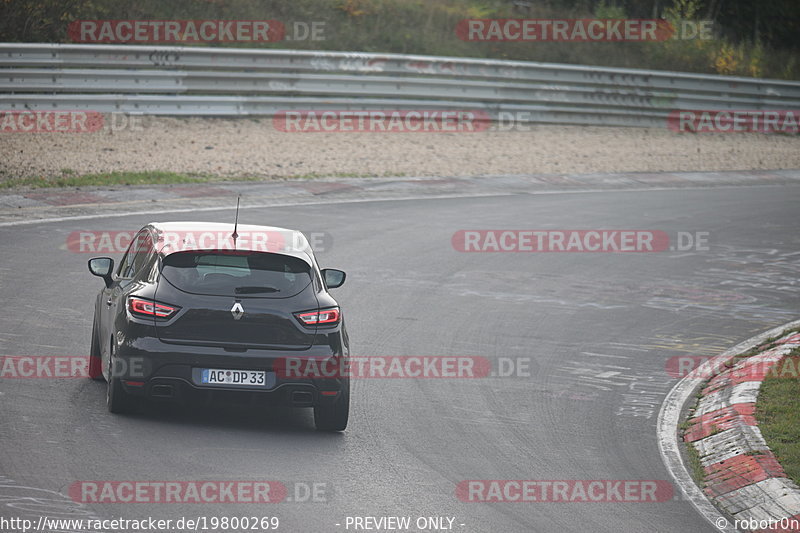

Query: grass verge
[0,171,211,189]
[680,395,708,488]
[0,170,405,190]
[756,344,800,486]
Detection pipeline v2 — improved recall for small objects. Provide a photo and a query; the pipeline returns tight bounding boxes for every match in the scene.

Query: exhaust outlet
[292,391,314,406]
[151,384,174,398]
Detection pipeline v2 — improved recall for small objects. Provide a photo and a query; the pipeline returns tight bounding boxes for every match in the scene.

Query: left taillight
[295,307,340,326]
[128,297,179,319]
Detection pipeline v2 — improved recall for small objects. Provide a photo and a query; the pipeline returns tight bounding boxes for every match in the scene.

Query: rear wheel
[313,380,349,432]
[88,322,103,381]
[106,347,135,414]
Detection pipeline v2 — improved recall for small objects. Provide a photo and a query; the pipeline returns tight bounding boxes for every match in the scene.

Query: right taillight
[295,307,340,326]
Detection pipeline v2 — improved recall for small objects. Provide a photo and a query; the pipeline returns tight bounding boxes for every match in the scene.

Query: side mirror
[88,257,114,288]
[322,268,346,289]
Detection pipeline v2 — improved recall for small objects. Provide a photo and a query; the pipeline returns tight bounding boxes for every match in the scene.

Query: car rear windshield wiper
[234,286,279,294]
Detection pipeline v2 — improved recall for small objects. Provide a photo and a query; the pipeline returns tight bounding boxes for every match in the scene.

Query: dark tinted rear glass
[161,251,312,297]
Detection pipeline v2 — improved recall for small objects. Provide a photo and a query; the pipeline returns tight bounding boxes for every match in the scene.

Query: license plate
[201,368,266,386]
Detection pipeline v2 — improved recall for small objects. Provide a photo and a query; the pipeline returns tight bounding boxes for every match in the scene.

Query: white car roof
[147,222,315,265]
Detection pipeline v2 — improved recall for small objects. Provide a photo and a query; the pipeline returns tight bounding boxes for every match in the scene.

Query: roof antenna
[231,196,240,246]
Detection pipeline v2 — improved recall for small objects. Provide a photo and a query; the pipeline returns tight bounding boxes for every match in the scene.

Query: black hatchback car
[87,222,350,431]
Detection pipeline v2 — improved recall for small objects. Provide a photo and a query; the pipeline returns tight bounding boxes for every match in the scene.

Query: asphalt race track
[1,179,799,532]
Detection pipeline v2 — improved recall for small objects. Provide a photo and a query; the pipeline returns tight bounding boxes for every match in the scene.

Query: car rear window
[160,251,312,297]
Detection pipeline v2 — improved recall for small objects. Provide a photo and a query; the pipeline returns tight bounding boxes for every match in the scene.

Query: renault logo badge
[231,302,244,320]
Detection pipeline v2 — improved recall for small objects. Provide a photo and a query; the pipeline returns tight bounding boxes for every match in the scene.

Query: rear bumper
[123,377,335,408]
[114,336,347,406]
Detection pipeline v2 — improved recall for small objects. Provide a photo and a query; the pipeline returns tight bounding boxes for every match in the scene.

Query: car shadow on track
[84,381,345,438]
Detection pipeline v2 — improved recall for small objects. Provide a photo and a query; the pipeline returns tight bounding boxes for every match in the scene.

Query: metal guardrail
[1,43,799,127]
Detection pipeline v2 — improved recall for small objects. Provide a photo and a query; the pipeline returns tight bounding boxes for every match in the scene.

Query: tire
[106,347,134,414]
[88,322,104,381]
[313,380,349,432]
